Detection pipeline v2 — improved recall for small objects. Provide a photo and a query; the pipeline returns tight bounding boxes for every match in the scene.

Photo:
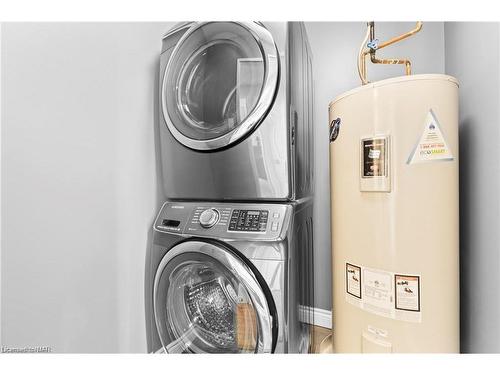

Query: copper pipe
[357,23,371,85]
[370,56,412,75]
[358,22,422,84]
[376,21,423,50]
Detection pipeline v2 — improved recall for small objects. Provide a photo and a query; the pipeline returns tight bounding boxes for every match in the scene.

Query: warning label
[407,109,453,164]
[395,275,421,312]
[345,262,422,323]
[346,263,361,299]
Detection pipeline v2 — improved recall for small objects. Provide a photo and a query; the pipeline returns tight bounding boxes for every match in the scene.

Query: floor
[312,326,333,353]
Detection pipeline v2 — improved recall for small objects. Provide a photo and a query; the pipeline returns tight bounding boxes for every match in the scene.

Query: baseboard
[299,306,332,329]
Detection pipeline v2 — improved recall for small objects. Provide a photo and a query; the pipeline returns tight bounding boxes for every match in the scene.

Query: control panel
[154,201,290,240]
[229,210,268,232]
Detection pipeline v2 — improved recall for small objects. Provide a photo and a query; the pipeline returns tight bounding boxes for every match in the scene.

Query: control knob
[199,208,219,228]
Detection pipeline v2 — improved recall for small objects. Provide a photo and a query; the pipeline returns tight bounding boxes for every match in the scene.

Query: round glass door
[154,240,276,353]
[162,22,279,151]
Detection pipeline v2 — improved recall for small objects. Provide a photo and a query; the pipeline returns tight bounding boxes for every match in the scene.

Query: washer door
[154,239,277,353]
[162,22,279,151]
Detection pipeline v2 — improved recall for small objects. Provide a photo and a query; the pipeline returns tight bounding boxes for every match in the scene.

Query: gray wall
[1,22,174,353]
[444,22,500,353]
[304,22,446,311]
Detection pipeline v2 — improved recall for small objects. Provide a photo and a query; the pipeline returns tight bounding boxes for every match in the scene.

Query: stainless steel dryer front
[158,22,314,201]
[145,200,315,353]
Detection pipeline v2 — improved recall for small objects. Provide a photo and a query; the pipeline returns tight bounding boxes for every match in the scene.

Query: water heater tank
[329,74,459,353]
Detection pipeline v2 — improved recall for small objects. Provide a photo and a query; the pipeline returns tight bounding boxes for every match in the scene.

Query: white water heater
[329,74,459,352]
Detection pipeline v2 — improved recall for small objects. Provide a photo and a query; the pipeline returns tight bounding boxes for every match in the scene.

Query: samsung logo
[171,205,184,209]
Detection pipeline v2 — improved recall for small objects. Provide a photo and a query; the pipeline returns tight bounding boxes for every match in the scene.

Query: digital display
[162,219,180,227]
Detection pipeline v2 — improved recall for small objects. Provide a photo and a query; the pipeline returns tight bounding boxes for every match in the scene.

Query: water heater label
[362,268,393,317]
[346,263,362,298]
[407,109,454,164]
[362,138,387,177]
[395,275,421,312]
[345,262,422,323]
[360,136,391,192]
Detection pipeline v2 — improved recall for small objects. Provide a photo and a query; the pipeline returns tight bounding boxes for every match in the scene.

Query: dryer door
[154,239,277,353]
[162,22,279,151]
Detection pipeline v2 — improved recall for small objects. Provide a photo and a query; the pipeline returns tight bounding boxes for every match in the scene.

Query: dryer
[158,22,314,201]
[145,199,315,353]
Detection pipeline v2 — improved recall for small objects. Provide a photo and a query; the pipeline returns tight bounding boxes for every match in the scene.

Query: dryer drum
[153,240,274,354]
[184,277,236,348]
[165,261,258,353]
[162,21,279,151]
[184,279,257,351]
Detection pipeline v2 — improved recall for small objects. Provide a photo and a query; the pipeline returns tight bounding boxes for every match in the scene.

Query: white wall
[1,22,173,353]
[444,22,500,353]
[304,22,446,311]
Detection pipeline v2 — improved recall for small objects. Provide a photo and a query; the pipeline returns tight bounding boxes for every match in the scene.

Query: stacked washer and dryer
[145,22,315,354]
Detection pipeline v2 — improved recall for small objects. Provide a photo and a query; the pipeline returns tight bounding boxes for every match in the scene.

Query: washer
[158,22,314,201]
[145,199,315,353]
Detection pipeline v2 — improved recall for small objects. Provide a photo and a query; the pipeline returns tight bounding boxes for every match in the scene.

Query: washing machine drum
[154,240,277,353]
[162,21,279,151]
